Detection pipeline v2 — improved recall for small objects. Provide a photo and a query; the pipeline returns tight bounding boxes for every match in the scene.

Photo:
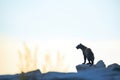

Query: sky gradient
[0,0,120,74]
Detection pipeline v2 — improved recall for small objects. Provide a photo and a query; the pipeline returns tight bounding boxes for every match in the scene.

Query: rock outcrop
[107,63,120,71]
[0,60,120,80]
[76,60,106,72]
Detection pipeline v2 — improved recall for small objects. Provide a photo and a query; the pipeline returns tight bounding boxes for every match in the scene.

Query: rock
[95,60,106,68]
[27,69,42,80]
[107,63,120,72]
[76,60,106,72]
[89,60,106,70]
[76,64,90,72]
[20,69,42,80]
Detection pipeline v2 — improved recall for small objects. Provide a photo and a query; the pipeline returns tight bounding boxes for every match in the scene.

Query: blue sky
[0,0,120,41]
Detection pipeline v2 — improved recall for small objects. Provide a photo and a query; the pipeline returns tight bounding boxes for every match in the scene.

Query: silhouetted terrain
[0,60,120,80]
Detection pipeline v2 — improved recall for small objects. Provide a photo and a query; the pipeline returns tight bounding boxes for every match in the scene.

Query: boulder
[19,69,42,80]
[76,60,106,72]
[76,64,90,72]
[107,63,120,72]
[95,60,106,68]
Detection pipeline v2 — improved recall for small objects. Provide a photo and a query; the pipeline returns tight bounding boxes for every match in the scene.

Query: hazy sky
[0,0,120,74]
[1,0,120,40]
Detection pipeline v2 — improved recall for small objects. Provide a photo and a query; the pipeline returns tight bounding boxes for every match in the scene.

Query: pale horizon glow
[0,0,120,74]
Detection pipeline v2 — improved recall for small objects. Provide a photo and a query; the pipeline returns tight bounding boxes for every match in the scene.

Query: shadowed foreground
[0,60,120,80]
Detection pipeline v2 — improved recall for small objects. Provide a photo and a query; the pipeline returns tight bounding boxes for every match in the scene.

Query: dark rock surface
[0,61,120,80]
[76,60,106,72]
[107,63,120,71]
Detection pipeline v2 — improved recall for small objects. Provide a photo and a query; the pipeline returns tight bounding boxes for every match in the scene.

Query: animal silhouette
[76,43,95,65]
